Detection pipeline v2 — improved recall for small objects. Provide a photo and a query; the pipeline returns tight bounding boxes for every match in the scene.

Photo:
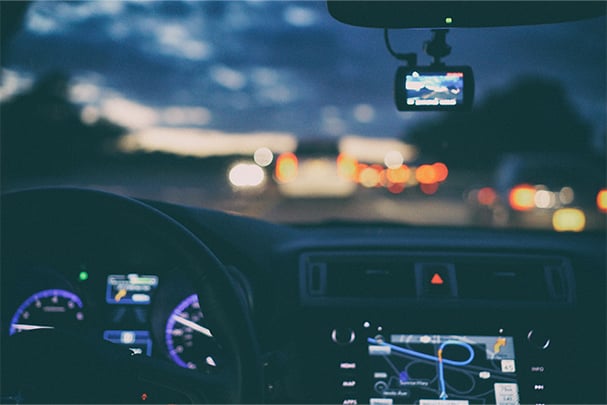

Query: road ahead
[3,159,479,227]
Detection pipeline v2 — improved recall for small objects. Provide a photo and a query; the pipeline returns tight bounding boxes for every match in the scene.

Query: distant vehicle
[467,153,606,231]
[274,138,357,198]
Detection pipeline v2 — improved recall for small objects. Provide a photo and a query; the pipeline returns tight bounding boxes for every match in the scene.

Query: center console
[278,251,604,404]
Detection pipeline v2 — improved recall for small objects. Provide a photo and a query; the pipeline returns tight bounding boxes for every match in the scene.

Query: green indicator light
[79,271,89,281]
[445,17,453,24]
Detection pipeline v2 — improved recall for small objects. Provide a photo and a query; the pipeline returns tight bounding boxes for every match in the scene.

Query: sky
[2,1,605,151]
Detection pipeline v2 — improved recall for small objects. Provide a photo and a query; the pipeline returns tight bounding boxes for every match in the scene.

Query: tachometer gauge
[9,289,84,335]
[165,294,221,372]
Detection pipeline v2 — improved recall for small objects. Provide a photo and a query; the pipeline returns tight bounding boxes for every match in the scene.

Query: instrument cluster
[3,262,222,373]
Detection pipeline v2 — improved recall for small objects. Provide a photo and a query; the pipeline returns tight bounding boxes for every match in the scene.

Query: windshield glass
[1,1,605,230]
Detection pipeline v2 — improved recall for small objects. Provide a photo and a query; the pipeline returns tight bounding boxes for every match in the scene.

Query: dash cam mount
[424,29,452,66]
[386,28,474,111]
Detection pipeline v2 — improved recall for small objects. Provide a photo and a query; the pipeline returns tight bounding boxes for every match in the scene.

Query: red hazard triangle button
[430,273,444,285]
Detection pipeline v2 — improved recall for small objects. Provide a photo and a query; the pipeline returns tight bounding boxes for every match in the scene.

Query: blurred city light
[384,150,404,169]
[432,162,449,182]
[254,147,274,167]
[477,187,497,206]
[228,163,265,188]
[415,164,436,185]
[337,153,358,181]
[387,183,406,194]
[597,189,607,212]
[359,165,381,188]
[559,187,575,205]
[534,189,556,209]
[420,183,439,195]
[386,165,411,185]
[552,208,586,232]
[509,184,536,211]
[275,152,298,183]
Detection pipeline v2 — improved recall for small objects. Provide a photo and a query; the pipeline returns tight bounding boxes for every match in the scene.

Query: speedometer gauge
[9,289,84,335]
[165,294,221,372]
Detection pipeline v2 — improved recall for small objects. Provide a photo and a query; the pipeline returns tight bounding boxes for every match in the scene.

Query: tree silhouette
[1,72,125,184]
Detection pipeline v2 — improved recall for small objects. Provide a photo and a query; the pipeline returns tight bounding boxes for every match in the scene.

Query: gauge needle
[171,315,213,338]
[12,323,55,332]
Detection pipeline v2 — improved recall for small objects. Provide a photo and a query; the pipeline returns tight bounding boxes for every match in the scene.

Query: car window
[1,1,605,231]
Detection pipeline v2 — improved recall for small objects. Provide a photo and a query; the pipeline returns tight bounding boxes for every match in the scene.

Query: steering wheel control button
[415,263,457,298]
[527,329,551,350]
[331,328,355,345]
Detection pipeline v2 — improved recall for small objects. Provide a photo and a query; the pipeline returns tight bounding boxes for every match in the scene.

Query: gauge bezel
[9,288,84,336]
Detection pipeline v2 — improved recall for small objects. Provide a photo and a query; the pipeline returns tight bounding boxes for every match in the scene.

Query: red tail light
[509,184,536,211]
[275,152,298,183]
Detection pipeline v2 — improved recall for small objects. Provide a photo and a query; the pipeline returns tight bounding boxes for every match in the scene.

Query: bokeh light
[552,208,586,232]
[509,184,536,211]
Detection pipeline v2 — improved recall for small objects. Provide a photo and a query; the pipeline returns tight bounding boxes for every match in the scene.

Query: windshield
[1,1,605,230]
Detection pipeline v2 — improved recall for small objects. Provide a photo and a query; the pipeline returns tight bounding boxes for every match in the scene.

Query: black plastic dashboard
[1,188,605,404]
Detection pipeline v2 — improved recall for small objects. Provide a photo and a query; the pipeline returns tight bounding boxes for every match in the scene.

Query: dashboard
[1,187,605,404]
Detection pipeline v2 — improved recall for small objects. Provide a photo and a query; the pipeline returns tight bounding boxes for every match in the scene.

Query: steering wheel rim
[1,187,264,403]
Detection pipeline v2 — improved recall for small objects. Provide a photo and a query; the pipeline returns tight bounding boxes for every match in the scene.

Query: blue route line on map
[368,337,475,400]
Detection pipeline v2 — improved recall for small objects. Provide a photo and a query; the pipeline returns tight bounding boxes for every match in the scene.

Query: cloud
[283,5,317,27]
[210,65,247,91]
[0,69,34,102]
[152,23,212,61]
[101,97,159,129]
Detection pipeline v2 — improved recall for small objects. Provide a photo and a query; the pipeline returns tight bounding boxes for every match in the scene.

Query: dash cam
[395,65,474,111]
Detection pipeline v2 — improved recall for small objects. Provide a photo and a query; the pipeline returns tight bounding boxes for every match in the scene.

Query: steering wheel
[1,188,263,403]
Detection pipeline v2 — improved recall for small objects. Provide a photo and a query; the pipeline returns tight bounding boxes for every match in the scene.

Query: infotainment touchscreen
[368,334,519,405]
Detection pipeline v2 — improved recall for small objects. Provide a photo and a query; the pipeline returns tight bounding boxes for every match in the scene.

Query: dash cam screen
[405,72,464,106]
[368,334,519,405]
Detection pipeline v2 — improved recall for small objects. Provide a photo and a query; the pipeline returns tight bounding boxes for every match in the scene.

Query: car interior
[1,1,605,404]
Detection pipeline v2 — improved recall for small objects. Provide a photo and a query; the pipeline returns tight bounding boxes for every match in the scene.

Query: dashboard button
[341,380,357,388]
[527,329,551,350]
[416,263,457,298]
[331,328,355,345]
[339,362,357,370]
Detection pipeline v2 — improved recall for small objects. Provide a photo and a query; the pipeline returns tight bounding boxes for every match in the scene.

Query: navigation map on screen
[368,334,519,405]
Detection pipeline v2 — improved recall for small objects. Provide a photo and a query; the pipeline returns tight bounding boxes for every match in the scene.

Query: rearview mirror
[327,1,606,29]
